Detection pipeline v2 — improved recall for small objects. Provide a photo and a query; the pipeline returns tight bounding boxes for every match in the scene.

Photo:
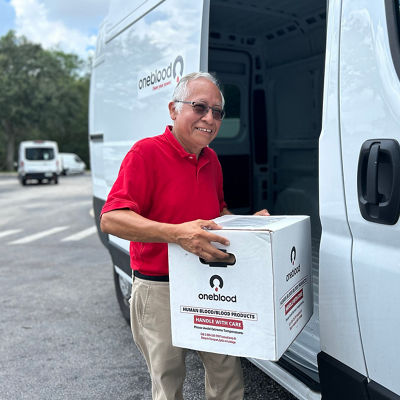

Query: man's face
[169,78,223,157]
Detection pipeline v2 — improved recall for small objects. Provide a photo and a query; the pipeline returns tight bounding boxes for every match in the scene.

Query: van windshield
[25,148,55,161]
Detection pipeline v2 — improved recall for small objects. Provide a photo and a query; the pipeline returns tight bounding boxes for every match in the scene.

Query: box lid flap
[213,215,308,231]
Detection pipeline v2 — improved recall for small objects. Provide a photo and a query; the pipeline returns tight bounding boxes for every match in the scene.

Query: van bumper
[21,172,57,180]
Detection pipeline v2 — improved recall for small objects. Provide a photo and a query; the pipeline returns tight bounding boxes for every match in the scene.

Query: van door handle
[366,142,379,204]
[357,139,400,224]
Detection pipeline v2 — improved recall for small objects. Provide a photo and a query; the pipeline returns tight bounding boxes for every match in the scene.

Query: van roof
[20,140,58,147]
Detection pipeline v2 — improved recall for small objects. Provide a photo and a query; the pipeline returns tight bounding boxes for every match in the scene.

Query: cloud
[39,0,109,32]
[10,0,109,59]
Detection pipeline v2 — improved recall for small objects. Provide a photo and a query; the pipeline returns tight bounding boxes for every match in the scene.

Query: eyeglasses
[175,101,225,121]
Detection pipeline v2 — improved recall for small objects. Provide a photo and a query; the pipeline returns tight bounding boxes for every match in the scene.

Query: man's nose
[202,107,214,122]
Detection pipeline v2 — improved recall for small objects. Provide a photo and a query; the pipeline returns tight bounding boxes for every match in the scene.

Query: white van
[89,1,400,399]
[18,140,60,185]
[59,152,86,175]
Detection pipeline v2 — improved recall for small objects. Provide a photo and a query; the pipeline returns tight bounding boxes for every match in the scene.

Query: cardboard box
[168,215,313,361]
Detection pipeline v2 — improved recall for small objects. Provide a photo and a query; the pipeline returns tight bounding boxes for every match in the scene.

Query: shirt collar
[164,125,207,160]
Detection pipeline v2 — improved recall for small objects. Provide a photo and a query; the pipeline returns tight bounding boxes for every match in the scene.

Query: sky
[0,0,110,59]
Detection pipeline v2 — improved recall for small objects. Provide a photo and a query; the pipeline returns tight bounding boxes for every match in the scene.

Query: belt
[133,270,169,282]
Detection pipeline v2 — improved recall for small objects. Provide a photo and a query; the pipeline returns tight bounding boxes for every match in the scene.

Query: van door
[339,0,400,396]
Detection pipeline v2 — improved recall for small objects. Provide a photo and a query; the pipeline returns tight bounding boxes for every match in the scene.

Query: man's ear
[168,101,177,120]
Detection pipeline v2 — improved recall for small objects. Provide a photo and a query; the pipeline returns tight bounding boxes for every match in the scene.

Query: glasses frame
[174,100,225,121]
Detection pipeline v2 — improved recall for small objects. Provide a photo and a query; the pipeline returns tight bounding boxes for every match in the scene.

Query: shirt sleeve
[101,147,153,217]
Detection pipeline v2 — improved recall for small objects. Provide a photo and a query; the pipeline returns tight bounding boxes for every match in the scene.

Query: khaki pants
[130,277,244,400]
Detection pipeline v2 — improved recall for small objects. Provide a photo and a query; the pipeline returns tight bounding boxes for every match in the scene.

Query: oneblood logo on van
[137,55,185,98]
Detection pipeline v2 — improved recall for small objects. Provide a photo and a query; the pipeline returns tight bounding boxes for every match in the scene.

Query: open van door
[338,0,400,397]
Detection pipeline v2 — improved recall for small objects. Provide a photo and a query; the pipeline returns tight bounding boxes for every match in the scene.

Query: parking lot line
[9,226,69,244]
[0,229,22,239]
[61,226,97,242]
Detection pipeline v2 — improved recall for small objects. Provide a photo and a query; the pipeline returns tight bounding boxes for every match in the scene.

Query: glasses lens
[192,103,208,115]
[191,102,224,120]
[212,109,224,120]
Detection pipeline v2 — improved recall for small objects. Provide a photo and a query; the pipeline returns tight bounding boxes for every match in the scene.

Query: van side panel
[98,0,206,253]
[99,0,206,190]
[90,0,207,203]
[89,29,107,201]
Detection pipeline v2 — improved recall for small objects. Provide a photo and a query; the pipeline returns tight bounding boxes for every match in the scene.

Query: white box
[168,215,313,361]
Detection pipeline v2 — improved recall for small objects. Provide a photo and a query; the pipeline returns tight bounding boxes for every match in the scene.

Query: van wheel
[113,267,131,323]
[21,178,27,186]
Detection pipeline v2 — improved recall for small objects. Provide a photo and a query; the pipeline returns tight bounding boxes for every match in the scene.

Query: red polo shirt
[101,125,226,276]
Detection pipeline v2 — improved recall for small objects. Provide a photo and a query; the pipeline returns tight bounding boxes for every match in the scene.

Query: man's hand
[254,209,270,216]
[173,219,230,262]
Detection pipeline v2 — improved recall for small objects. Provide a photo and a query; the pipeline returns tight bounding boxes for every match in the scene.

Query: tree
[0,31,90,171]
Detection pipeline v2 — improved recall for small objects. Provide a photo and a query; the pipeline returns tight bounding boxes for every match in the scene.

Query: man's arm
[100,209,230,261]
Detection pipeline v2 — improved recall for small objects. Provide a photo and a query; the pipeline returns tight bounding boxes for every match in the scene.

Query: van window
[25,148,55,161]
[217,84,241,139]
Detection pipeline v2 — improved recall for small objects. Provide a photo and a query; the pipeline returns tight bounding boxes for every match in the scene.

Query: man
[101,72,268,399]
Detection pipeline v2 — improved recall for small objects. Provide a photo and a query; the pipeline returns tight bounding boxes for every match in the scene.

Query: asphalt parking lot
[0,173,296,399]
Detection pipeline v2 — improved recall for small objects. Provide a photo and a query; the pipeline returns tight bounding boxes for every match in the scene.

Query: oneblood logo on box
[209,274,223,291]
[194,274,243,335]
[287,246,301,281]
[197,275,237,303]
[137,55,184,98]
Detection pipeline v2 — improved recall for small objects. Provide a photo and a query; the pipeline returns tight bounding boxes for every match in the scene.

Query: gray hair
[172,72,225,112]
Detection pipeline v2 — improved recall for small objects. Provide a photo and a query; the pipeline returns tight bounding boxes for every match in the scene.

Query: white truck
[89,1,400,399]
[17,140,60,185]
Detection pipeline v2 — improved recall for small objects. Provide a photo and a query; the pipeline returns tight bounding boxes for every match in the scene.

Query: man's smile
[196,127,213,133]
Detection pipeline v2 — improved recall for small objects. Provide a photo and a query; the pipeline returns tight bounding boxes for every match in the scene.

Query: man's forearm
[100,209,176,243]
[100,209,231,261]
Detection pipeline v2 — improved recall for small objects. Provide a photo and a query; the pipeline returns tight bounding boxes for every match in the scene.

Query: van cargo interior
[208,0,326,387]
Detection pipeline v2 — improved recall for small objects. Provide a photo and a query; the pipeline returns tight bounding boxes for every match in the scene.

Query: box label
[194,315,244,330]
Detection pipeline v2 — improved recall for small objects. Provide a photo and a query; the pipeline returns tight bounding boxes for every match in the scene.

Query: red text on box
[194,315,243,330]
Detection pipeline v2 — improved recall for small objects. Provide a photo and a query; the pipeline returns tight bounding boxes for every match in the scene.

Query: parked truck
[89,1,400,399]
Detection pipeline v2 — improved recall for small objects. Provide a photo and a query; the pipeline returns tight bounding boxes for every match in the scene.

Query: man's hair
[172,72,225,112]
